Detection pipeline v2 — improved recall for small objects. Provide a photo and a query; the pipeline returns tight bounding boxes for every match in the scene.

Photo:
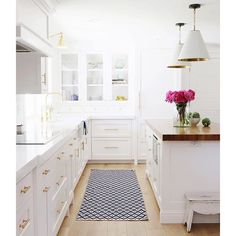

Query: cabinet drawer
[92,138,132,159]
[38,156,56,192]
[48,183,68,236]
[92,120,132,137]
[16,172,33,209]
[16,197,34,236]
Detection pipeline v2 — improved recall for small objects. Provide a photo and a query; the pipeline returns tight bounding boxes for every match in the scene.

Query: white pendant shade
[178,30,209,61]
[167,43,191,68]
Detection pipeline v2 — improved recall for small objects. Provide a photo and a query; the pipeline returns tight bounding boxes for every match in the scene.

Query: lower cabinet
[16,172,34,236]
[145,125,161,206]
[91,119,134,160]
[17,129,89,236]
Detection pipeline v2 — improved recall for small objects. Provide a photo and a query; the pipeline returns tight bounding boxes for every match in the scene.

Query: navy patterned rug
[77,169,148,221]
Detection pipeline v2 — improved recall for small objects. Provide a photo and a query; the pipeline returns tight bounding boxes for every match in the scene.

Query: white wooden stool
[184,192,220,232]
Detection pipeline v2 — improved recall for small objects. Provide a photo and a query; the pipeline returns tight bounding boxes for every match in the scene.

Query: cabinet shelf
[62,69,78,72]
[62,84,78,87]
[87,84,103,87]
[87,69,103,72]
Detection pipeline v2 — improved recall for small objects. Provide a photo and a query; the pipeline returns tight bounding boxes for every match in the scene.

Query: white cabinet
[145,125,161,206]
[16,172,34,236]
[91,119,134,160]
[59,51,133,102]
[16,0,49,41]
[16,53,51,94]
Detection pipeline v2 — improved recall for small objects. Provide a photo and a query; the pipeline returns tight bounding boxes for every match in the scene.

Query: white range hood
[16,24,53,56]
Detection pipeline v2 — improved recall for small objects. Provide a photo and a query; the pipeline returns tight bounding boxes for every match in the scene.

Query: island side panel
[160,140,220,223]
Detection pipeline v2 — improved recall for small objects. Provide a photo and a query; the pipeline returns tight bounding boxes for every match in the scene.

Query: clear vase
[173,103,190,127]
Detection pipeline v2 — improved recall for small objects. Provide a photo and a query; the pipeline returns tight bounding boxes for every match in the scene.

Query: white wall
[138,48,181,119]
[138,45,220,123]
[181,45,220,123]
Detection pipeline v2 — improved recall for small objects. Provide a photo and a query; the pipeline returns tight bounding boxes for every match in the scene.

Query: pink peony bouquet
[165,89,195,104]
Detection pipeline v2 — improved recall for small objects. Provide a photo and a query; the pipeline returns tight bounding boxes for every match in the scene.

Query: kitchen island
[145,119,220,224]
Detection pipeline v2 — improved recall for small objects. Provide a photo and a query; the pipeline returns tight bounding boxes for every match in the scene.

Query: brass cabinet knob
[73,138,77,140]
[70,154,73,158]
[61,152,64,155]
[43,186,50,192]
[20,186,31,194]
[57,156,61,160]
[42,169,50,175]
[69,143,73,146]
[19,219,29,229]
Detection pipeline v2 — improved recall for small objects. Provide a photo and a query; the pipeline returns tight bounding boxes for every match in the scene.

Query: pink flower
[165,89,195,104]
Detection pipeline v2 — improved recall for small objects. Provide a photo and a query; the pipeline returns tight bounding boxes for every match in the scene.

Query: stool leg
[184,202,190,225]
[187,209,194,233]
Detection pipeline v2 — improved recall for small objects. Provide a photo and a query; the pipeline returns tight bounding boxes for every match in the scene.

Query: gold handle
[57,156,61,160]
[69,143,73,146]
[81,142,84,150]
[73,138,77,140]
[42,169,50,175]
[61,151,64,154]
[20,186,31,194]
[56,201,65,213]
[41,73,47,85]
[43,186,50,192]
[19,219,29,229]
[70,154,73,158]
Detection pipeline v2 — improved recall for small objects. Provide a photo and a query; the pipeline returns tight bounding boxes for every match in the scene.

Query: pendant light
[178,4,209,61]
[167,23,190,68]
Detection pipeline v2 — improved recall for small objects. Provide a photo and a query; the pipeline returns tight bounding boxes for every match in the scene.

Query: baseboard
[160,211,220,224]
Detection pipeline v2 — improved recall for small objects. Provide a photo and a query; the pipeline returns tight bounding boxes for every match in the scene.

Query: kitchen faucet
[42,92,63,122]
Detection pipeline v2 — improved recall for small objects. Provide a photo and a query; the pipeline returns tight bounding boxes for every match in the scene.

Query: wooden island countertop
[146,119,220,141]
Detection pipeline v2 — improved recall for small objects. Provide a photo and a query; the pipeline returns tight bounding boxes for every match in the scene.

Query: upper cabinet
[61,54,79,101]
[16,0,50,41]
[16,53,51,94]
[87,54,104,101]
[59,51,132,103]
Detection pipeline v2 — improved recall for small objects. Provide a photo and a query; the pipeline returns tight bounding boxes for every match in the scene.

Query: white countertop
[16,128,77,182]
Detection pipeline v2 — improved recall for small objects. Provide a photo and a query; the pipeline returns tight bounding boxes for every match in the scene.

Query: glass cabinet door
[61,54,79,101]
[87,54,103,101]
[112,54,128,101]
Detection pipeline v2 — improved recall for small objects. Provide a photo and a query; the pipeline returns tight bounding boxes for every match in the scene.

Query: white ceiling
[50,0,220,47]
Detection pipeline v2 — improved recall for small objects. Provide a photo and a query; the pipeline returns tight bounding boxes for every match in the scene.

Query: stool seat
[184,192,220,232]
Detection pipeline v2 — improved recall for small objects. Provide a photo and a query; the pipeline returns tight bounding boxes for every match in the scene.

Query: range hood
[16,42,35,53]
[16,24,53,56]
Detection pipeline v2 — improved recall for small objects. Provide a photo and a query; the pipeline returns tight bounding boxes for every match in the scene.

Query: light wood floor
[57,163,220,236]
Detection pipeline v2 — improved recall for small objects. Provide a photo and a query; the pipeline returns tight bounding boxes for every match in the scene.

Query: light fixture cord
[179,25,181,44]
[193,8,196,30]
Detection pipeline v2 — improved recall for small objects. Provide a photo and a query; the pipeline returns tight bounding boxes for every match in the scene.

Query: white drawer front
[92,120,132,137]
[16,197,34,236]
[16,172,33,209]
[92,138,132,159]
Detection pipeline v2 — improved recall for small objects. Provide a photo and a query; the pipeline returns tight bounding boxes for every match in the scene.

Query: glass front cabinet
[60,51,132,103]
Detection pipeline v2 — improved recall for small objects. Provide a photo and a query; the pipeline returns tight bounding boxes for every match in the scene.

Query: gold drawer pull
[104,146,118,149]
[70,154,73,157]
[56,201,65,214]
[20,186,31,194]
[57,156,61,160]
[56,176,64,186]
[61,152,64,155]
[42,169,50,175]
[73,138,77,140]
[69,143,73,146]
[19,219,29,229]
[43,186,50,192]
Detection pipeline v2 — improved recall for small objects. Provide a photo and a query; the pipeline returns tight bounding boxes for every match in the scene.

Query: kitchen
[1,0,231,235]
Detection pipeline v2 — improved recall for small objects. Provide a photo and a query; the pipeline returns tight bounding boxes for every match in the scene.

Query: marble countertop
[146,119,220,141]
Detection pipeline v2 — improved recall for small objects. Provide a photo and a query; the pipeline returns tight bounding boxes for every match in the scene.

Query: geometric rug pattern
[77,169,148,221]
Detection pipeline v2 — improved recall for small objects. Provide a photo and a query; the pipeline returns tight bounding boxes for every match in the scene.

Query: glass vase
[173,103,190,127]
